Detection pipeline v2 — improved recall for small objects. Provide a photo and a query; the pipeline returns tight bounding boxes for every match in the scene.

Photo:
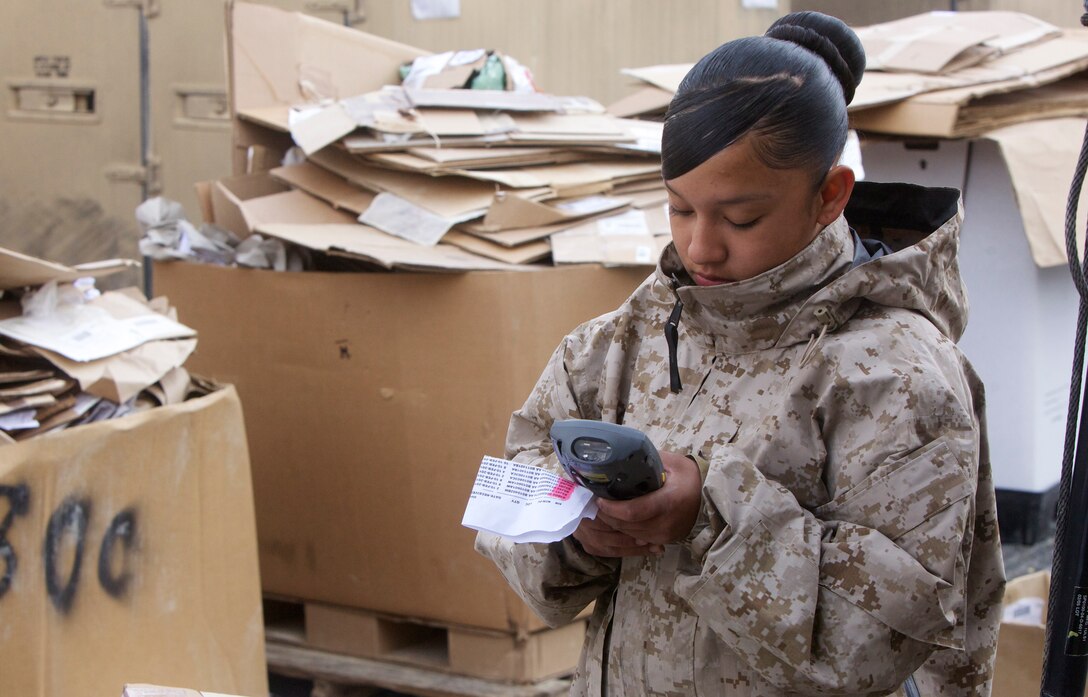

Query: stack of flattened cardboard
[850,11,1088,137]
[608,65,688,120]
[0,247,203,443]
[609,11,1088,138]
[224,4,669,270]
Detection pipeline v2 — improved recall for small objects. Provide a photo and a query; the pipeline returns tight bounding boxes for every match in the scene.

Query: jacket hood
[654,182,966,354]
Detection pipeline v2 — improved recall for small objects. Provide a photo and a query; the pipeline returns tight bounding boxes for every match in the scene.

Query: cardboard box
[991,570,1088,697]
[153,261,646,632]
[123,686,244,697]
[0,386,267,697]
[860,120,1085,532]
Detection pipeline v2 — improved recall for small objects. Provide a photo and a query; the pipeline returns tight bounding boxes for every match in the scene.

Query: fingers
[573,518,662,558]
[596,492,665,524]
[593,450,704,546]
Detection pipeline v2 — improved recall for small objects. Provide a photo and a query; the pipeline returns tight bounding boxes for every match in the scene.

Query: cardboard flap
[404,87,597,112]
[983,117,1088,268]
[550,209,670,266]
[607,86,674,118]
[289,102,358,155]
[209,173,291,237]
[483,193,631,231]
[860,24,998,74]
[857,11,1061,74]
[38,338,198,404]
[0,247,140,291]
[453,159,660,193]
[442,230,551,265]
[365,148,593,173]
[237,189,358,231]
[236,105,291,132]
[510,113,627,137]
[409,145,561,166]
[619,64,690,94]
[231,2,427,113]
[256,223,518,271]
[308,148,502,220]
[270,161,377,215]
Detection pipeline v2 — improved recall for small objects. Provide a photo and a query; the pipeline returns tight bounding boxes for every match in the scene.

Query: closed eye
[727,217,760,230]
[668,204,693,217]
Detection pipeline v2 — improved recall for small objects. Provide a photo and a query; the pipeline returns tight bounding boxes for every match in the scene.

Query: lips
[692,272,730,286]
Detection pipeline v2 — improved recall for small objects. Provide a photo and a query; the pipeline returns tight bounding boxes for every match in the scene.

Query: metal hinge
[305,0,366,25]
[103,0,161,18]
[104,155,162,197]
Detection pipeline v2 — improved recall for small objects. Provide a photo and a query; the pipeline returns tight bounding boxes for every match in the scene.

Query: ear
[816,165,855,226]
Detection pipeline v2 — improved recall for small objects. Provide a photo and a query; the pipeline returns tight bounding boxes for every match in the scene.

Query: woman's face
[665,135,850,286]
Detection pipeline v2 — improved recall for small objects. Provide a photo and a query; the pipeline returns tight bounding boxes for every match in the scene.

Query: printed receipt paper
[462,456,597,543]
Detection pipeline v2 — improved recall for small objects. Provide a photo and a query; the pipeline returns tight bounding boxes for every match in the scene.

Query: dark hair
[661,11,865,185]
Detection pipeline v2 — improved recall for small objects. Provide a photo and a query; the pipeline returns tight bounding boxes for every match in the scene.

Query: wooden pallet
[264,598,582,696]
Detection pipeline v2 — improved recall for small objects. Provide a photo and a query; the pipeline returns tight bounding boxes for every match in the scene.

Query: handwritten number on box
[0,484,30,598]
[0,484,139,610]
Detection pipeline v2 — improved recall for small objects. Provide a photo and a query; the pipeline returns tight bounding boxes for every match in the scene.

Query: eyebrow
[663,180,773,206]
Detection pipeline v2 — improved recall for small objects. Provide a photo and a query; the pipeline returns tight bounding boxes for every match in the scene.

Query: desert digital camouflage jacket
[476,181,1005,696]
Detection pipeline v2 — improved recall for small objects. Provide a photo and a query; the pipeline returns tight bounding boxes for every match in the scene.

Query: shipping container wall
[0,0,144,286]
[0,0,346,272]
[354,0,783,105]
[150,0,348,224]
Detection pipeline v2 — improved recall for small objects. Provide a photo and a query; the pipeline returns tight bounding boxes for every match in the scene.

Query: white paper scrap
[462,456,597,544]
[1002,596,1044,626]
[554,195,624,216]
[840,129,865,181]
[289,103,357,155]
[411,0,460,20]
[0,310,195,363]
[598,210,649,236]
[0,408,39,431]
[359,192,453,246]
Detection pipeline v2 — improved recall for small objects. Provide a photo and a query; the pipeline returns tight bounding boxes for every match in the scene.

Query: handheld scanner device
[549,419,665,500]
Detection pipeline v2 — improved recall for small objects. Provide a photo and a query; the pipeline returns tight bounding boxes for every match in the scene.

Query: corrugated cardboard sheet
[0,386,267,697]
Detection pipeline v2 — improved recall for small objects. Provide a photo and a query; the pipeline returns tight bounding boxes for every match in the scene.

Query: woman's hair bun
[765,11,865,105]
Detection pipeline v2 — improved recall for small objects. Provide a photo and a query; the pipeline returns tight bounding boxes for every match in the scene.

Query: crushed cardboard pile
[610,10,1088,138]
[0,247,207,443]
[216,2,669,271]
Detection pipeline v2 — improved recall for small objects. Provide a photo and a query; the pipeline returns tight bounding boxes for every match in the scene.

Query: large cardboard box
[153,261,646,632]
[0,386,268,697]
[991,570,1088,697]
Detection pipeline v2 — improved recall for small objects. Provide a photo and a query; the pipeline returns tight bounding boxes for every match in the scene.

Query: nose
[685,217,727,267]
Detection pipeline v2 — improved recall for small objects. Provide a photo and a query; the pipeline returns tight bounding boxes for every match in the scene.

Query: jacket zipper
[600,587,619,696]
[666,275,685,394]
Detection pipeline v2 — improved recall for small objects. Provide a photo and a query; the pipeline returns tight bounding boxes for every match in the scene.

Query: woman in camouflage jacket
[477,11,1005,696]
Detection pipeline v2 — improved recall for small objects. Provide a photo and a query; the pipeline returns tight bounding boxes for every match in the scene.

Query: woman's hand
[576,451,703,557]
[571,516,657,557]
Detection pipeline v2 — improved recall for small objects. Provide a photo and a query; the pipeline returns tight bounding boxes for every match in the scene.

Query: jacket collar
[654,216,855,354]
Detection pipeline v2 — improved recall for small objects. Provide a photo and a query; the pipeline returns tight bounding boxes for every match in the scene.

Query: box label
[0,482,139,613]
[1065,585,1088,655]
